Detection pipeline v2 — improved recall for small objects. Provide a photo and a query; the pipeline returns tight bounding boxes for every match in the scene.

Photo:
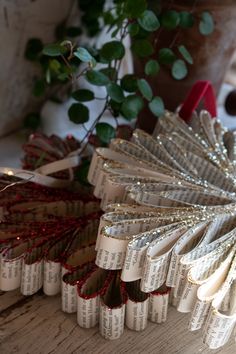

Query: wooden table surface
[0,288,235,354]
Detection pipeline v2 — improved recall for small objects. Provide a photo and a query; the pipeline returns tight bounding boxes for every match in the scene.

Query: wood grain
[0,291,235,354]
[0,290,25,312]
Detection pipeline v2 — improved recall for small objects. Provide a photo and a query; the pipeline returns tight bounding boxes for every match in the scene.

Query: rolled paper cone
[125,298,149,331]
[21,259,43,296]
[99,272,127,340]
[125,280,149,331]
[99,302,126,340]
[0,254,23,291]
[77,267,111,329]
[77,295,100,328]
[43,260,61,296]
[148,285,170,324]
[61,278,77,313]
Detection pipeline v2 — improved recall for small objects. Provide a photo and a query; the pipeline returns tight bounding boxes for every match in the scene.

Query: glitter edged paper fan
[1,103,236,346]
[88,109,236,348]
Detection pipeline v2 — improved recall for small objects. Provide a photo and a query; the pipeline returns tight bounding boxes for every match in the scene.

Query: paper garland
[0,135,170,341]
[87,110,236,348]
[1,112,236,347]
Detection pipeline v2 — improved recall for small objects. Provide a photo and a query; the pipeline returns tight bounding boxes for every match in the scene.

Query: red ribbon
[179,81,217,122]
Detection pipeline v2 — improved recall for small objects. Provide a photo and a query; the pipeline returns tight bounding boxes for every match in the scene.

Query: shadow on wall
[0,0,74,137]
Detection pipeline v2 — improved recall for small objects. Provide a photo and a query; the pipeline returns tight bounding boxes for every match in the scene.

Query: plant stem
[169,30,180,49]
[75,67,88,80]
[95,96,107,100]
[79,97,109,155]
[61,55,71,70]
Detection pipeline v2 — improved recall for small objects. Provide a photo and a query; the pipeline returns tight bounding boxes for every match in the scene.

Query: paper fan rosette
[0,82,236,348]
[0,135,101,319]
[87,82,236,348]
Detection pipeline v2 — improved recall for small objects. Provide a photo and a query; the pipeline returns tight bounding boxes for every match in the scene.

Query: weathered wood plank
[0,289,26,312]
[0,293,235,354]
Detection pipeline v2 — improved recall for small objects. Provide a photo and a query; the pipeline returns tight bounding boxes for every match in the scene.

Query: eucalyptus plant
[25,0,214,147]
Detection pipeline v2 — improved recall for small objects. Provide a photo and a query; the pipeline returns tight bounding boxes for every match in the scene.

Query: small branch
[61,55,71,70]
[113,115,119,128]
[115,23,129,80]
[75,67,88,80]
[95,96,107,100]
[82,124,89,133]
[78,97,109,155]
[169,30,180,49]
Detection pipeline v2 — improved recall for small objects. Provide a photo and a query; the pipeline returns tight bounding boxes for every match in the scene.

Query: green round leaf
[137,79,153,101]
[145,60,160,76]
[100,41,125,62]
[42,44,67,57]
[134,26,150,40]
[25,38,43,61]
[172,59,188,80]
[86,70,110,86]
[148,97,165,117]
[68,103,89,124]
[96,123,116,144]
[125,0,147,18]
[161,11,180,30]
[90,57,98,68]
[132,39,154,57]
[72,89,94,102]
[158,48,176,65]
[178,45,193,64]
[110,99,122,117]
[121,95,144,120]
[199,11,214,35]
[138,10,160,32]
[120,74,138,92]
[49,59,61,73]
[74,47,93,62]
[128,23,140,37]
[179,11,194,28]
[58,73,69,81]
[106,83,124,103]
[100,67,117,81]
[103,12,114,25]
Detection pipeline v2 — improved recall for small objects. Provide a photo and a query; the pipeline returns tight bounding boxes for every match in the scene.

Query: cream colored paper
[149,287,170,324]
[43,260,61,296]
[125,280,149,331]
[0,253,23,291]
[99,302,126,340]
[21,260,43,296]
[61,263,93,313]
[61,277,77,313]
[77,267,110,328]
[140,226,187,292]
[126,298,149,331]
[189,245,236,331]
